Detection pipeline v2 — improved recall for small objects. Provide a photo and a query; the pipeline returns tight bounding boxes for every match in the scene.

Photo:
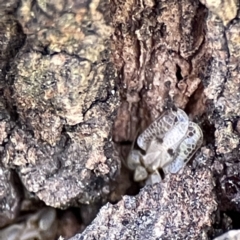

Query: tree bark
[0,0,240,239]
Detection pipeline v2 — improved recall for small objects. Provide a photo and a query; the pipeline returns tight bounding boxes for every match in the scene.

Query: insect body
[127,108,203,184]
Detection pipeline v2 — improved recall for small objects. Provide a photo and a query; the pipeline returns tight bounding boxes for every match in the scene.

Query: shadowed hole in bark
[158,168,165,180]
[232,117,240,134]
[185,82,205,117]
[125,179,141,197]
[225,211,240,229]
[201,118,216,145]
[176,64,183,82]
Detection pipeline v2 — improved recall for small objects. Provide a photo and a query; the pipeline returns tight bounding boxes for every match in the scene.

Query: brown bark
[0,0,120,238]
[76,0,240,239]
[0,0,240,239]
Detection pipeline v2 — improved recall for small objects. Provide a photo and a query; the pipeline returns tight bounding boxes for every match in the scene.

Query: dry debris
[0,207,57,240]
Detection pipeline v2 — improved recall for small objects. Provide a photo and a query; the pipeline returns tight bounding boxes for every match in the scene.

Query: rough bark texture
[1,0,120,209]
[0,0,240,239]
[73,0,240,239]
[111,0,240,234]
[0,0,120,238]
[70,167,216,240]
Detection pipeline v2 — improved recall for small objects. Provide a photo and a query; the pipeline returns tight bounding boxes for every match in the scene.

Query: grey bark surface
[0,0,240,239]
[70,167,216,240]
[74,0,240,239]
[0,0,120,237]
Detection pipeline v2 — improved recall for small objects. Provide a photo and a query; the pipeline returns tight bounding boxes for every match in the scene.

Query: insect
[126,108,203,185]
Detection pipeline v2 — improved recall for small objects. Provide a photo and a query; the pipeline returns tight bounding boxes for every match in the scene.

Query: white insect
[127,108,203,184]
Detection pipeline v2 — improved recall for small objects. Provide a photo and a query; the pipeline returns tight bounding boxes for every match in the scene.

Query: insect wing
[166,122,203,174]
[176,108,189,123]
[137,110,171,151]
[146,137,163,153]
[159,122,188,169]
[162,121,189,150]
[137,108,189,151]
